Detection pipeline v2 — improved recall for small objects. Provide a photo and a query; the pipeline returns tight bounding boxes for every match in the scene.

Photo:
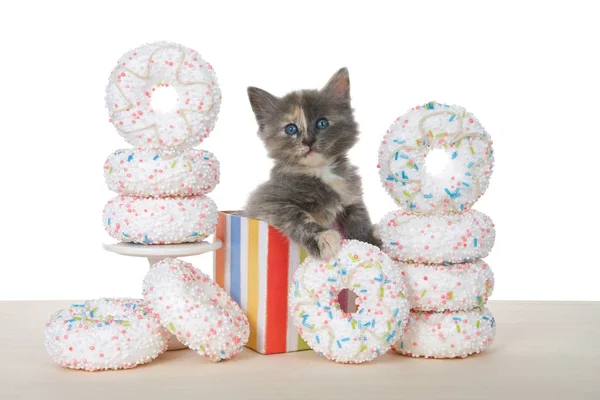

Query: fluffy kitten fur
[244,68,381,259]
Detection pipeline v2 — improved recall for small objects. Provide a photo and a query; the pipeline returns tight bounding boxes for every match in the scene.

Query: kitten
[243,68,381,259]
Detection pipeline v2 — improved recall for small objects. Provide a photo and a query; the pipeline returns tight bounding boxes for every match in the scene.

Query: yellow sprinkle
[420,290,427,298]
[448,291,454,300]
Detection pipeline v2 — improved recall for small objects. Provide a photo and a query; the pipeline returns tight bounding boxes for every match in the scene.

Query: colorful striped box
[213,211,354,354]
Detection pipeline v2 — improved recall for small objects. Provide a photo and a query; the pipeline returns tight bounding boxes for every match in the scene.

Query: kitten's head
[247,68,358,167]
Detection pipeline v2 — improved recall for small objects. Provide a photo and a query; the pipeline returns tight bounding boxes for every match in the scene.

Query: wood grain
[1,301,598,400]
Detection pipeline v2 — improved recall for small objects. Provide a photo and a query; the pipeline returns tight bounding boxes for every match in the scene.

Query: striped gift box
[213,211,354,354]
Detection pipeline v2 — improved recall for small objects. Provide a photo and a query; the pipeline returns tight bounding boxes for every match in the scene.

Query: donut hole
[151,84,179,112]
[337,288,359,314]
[425,148,451,176]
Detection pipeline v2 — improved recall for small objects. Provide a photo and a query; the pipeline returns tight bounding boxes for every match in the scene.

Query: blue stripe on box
[230,215,242,305]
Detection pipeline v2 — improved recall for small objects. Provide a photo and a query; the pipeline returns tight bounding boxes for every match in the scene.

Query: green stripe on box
[297,247,310,351]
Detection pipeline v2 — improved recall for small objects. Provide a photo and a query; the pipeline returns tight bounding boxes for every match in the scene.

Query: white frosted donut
[44,298,169,371]
[398,260,494,311]
[104,148,220,197]
[378,209,495,263]
[289,240,410,364]
[393,307,496,359]
[105,41,221,149]
[378,101,494,214]
[142,258,249,362]
[102,195,218,244]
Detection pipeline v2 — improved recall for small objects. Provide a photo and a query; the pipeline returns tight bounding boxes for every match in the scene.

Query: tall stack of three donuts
[377,101,496,358]
[102,42,221,245]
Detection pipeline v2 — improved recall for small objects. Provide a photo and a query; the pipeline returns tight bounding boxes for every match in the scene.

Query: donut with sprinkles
[143,258,249,362]
[398,259,494,312]
[104,148,219,197]
[289,240,410,363]
[378,209,495,264]
[378,101,494,214]
[102,195,218,244]
[394,307,496,359]
[44,298,169,371]
[105,41,221,149]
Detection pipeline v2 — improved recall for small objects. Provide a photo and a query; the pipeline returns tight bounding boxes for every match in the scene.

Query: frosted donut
[44,298,169,371]
[378,209,495,264]
[398,260,494,311]
[105,41,221,149]
[378,101,494,214]
[394,307,496,358]
[142,258,249,362]
[289,240,410,364]
[102,195,218,244]
[104,148,220,197]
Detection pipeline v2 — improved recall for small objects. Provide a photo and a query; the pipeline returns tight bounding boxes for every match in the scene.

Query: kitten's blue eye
[316,119,329,129]
[285,124,298,135]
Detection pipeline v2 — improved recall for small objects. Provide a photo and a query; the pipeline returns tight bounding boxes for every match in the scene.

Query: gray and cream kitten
[244,68,381,259]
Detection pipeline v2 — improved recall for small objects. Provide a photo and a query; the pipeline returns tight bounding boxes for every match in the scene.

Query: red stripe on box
[214,212,226,288]
[265,226,290,354]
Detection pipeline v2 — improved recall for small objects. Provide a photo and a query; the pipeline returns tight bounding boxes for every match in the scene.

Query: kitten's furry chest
[305,164,360,207]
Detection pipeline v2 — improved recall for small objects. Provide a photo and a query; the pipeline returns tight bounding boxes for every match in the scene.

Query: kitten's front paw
[316,229,342,260]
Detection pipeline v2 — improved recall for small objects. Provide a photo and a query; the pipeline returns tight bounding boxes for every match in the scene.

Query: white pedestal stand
[103,240,222,351]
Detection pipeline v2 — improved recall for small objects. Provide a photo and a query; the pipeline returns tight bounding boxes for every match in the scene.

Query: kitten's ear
[247,87,280,126]
[322,67,350,101]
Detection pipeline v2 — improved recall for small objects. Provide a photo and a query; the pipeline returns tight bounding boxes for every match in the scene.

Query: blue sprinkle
[328,311,333,319]
[107,218,111,226]
[474,238,478,247]
[372,319,376,328]
[394,152,399,161]
[127,154,134,162]
[393,309,399,317]
[341,338,350,342]
[327,278,336,282]
[465,172,472,176]
[393,139,406,144]
[449,114,456,122]
[400,342,404,349]
[413,163,419,171]
[316,335,320,344]
[336,340,342,348]
[364,322,371,327]
[399,153,409,159]
[386,330,396,342]
[71,304,85,307]
[409,203,416,209]
[302,322,312,329]
[451,151,458,159]
[467,161,474,168]
[462,181,470,187]
[453,317,462,321]
[387,174,398,182]
[423,193,433,199]
[153,154,159,160]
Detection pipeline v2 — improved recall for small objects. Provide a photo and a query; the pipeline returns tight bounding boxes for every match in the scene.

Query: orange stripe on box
[265,227,290,354]
[214,212,227,288]
[246,219,260,350]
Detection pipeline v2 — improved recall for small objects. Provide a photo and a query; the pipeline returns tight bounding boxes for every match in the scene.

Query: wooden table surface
[1,300,598,400]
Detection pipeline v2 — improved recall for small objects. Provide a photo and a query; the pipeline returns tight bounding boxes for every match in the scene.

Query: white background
[1,1,598,301]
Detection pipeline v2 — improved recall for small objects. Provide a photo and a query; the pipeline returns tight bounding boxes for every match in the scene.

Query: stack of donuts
[45,42,250,372]
[102,41,220,245]
[377,101,497,359]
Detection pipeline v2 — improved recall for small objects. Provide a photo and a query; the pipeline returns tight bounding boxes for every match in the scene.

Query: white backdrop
[1,1,598,300]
